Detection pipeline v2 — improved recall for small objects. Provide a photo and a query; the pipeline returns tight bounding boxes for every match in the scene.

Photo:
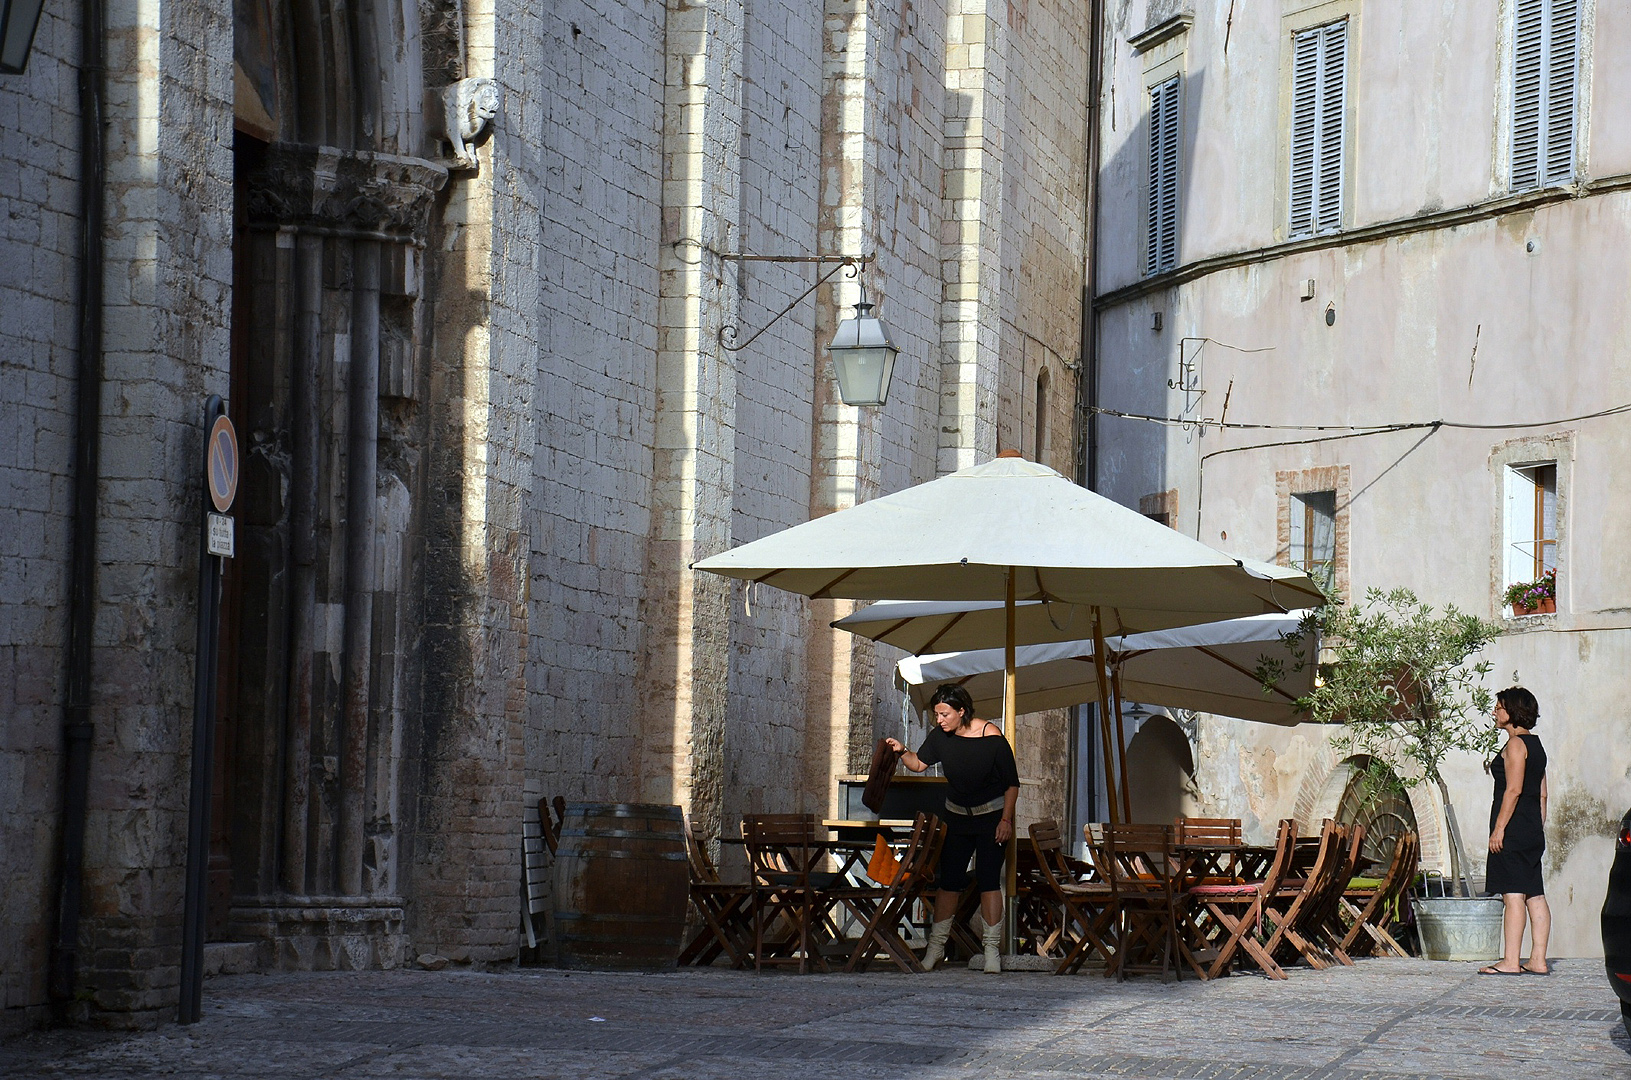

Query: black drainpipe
[1073,0,1105,835]
[50,0,106,1008]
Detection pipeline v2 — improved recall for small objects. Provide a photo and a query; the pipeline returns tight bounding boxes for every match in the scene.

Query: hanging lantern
[827,286,899,407]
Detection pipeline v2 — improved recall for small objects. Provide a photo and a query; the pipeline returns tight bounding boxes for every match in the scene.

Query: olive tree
[1260,587,1504,896]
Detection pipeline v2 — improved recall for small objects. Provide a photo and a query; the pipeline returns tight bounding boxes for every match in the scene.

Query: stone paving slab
[2,959,1627,1080]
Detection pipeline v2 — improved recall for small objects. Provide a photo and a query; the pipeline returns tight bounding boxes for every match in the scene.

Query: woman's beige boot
[981,920,1003,973]
[920,918,953,971]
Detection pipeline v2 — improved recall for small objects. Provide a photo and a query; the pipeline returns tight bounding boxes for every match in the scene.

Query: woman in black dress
[1479,686,1551,975]
[884,683,1019,974]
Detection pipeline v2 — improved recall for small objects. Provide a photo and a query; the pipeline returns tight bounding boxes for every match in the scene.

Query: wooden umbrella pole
[1004,570,1017,744]
[1003,570,1018,947]
[1110,665,1132,824]
[1091,609,1120,825]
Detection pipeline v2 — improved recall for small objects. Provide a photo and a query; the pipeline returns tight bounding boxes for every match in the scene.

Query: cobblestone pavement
[3,959,1628,1080]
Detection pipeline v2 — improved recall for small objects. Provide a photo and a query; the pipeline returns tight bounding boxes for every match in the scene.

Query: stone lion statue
[439,78,500,170]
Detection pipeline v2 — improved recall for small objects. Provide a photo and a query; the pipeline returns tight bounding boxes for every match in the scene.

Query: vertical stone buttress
[410,0,534,963]
[937,1,1005,473]
[74,0,233,1023]
[803,0,884,815]
[636,0,744,838]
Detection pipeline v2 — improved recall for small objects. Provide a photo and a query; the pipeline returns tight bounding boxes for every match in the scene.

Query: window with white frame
[1503,462,1558,586]
[1288,21,1347,238]
[1509,0,1579,190]
[1289,489,1337,586]
[1147,75,1180,275]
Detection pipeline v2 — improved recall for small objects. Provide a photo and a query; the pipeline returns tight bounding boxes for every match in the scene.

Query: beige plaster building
[1091,0,1630,956]
[1,0,1090,1029]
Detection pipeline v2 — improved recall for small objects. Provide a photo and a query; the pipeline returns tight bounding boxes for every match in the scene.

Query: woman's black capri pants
[936,810,1004,892]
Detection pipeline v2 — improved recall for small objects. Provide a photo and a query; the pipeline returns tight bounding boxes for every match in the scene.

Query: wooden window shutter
[1147,76,1180,275]
[1316,23,1347,231]
[1290,22,1346,237]
[1543,0,1578,184]
[1511,0,1577,190]
[1289,30,1320,236]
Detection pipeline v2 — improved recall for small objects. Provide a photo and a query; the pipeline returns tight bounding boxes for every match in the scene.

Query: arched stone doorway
[1124,714,1197,825]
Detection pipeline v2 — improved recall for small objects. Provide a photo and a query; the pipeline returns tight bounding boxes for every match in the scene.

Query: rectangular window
[1147,75,1180,275]
[1288,21,1347,238]
[1504,462,1558,584]
[1289,490,1337,585]
[1510,0,1578,190]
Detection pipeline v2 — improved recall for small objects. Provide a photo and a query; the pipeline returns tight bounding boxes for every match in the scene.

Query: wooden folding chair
[1305,823,1365,966]
[1262,819,1349,970]
[1185,819,1294,980]
[1103,823,1190,981]
[1029,820,1116,975]
[840,814,948,973]
[743,813,841,973]
[1339,831,1418,958]
[678,817,754,968]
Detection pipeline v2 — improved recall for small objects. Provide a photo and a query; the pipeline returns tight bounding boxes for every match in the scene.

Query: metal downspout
[1073,0,1106,833]
[50,0,106,1007]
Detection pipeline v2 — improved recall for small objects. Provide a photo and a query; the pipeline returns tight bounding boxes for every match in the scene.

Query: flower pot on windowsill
[1510,597,1556,617]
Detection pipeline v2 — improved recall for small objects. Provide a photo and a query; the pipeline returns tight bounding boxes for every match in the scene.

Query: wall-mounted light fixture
[827,282,898,407]
[714,250,898,407]
[0,0,46,74]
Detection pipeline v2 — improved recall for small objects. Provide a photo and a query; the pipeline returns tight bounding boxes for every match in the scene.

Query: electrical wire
[1090,399,1631,433]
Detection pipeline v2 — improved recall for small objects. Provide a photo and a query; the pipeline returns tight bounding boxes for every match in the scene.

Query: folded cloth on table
[862,738,901,813]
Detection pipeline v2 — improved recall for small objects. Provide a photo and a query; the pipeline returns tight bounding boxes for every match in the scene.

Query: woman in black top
[1479,686,1552,975]
[885,683,1019,973]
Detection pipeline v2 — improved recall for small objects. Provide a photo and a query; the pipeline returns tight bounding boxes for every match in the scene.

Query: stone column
[937,2,1006,473]
[635,0,745,840]
[406,0,536,965]
[802,0,887,815]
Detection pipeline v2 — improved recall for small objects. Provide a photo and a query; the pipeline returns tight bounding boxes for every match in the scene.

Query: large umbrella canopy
[694,457,1323,632]
[829,558,1317,653]
[895,612,1317,725]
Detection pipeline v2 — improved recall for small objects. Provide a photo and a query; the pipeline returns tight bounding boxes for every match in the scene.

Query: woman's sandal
[1520,963,1551,975]
[1477,965,1525,975]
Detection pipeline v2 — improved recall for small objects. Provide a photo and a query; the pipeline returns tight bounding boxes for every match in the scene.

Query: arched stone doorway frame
[1293,749,1447,873]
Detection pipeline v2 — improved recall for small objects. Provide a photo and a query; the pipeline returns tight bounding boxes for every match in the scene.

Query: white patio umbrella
[895,612,1318,726]
[829,559,1318,654]
[694,454,1324,822]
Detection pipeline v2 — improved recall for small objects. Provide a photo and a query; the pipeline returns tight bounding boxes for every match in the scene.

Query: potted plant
[1502,568,1556,617]
[1260,587,1506,959]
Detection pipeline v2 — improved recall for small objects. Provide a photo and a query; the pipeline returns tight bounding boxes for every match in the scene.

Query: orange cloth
[867,834,900,885]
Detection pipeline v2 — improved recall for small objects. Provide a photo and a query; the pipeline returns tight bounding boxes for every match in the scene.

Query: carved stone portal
[244,144,450,244]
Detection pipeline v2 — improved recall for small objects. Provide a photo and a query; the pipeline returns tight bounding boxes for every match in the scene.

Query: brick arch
[1290,751,1448,872]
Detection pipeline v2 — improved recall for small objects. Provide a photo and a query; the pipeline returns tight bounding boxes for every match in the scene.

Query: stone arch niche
[1124,714,1199,825]
[1296,753,1446,876]
[224,0,462,970]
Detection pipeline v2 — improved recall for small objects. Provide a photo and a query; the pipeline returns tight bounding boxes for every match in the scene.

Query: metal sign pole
[179,395,234,1024]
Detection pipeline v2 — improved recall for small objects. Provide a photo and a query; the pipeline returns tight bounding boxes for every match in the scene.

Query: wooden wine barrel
[552,803,689,969]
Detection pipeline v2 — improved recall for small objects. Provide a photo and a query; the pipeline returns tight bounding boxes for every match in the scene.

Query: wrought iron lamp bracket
[715,253,873,353]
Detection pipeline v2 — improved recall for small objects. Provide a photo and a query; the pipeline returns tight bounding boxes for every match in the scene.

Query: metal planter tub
[1414,896,1505,961]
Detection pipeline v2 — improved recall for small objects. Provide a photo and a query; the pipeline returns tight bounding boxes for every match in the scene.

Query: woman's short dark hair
[1497,686,1539,729]
[929,683,976,725]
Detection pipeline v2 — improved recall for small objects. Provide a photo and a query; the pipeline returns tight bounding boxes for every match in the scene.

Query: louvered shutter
[1510,0,1577,190]
[1289,22,1346,237]
[1543,0,1578,184]
[1316,24,1347,231]
[1510,0,1543,188]
[1147,76,1180,275]
[1288,30,1320,236]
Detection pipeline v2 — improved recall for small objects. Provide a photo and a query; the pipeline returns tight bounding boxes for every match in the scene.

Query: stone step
[203,942,260,977]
